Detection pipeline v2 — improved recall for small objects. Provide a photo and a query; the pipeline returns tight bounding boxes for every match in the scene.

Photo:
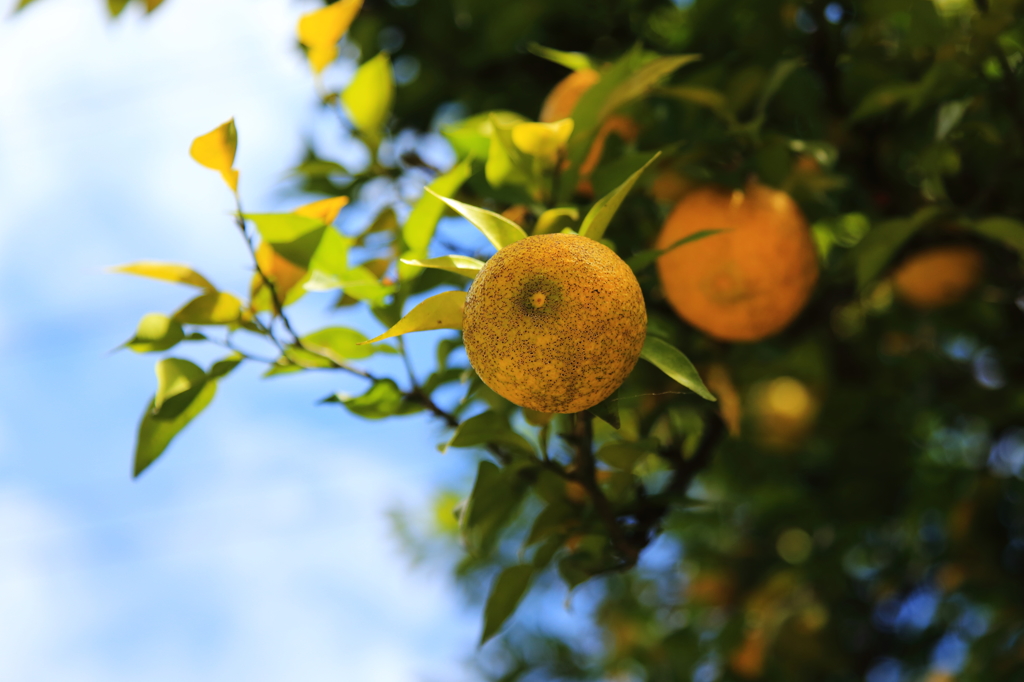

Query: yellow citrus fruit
[463,233,647,413]
[656,181,819,342]
[892,244,983,310]
[539,68,601,123]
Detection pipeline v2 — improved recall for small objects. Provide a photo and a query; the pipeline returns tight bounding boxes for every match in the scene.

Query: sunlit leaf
[324,379,419,419]
[246,213,325,243]
[534,207,579,235]
[123,313,184,353]
[511,119,574,164]
[134,379,216,478]
[362,290,467,343]
[485,113,532,188]
[154,357,206,413]
[598,54,701,121]
[208,354,243,380]
[189,119,237,190]
[298,0,363,73]
[401,157,473,278]
[302,326,398,363]
[639,336,715,401]
[442,110,527,160]
[578,152,660,242]
[255,242,308,304]
[425,190,528,249]
[481,565,535,644]
[527,43,594,71]
[109,261,215,291]
[173,292,242,325]
[342,52,394,146]
[294,195,349,224]
[399,255,484,278]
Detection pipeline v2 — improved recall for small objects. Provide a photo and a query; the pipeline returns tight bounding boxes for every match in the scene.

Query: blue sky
[0,0,493,678]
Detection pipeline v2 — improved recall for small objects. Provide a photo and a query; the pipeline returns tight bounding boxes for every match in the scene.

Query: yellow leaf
[298,0,362,48]
[342,53,394,146]
[361,291,467,344]
[294,196,349,224]
[174,292,243,325]
[220,168,239,192]
[253,243,308,306]
[189,119,237,174]
[511,119,574,163]
[307,44,339,75]
[110,261,216,291]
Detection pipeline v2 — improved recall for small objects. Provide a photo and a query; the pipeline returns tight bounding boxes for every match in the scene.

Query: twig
[573,412,639,566]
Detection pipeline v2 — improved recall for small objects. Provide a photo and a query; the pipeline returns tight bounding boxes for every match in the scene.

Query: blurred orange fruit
[656,181,819,341]
[539,68,601,123]
[892,244,983,310]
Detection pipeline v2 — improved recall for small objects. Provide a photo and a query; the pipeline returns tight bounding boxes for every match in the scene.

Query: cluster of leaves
[29,0,1024,678]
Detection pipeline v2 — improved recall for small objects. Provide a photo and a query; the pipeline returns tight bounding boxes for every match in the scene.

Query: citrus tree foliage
[29,0,1024,678]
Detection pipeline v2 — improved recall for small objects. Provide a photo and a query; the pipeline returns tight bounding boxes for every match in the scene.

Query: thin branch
[573,412,639,566]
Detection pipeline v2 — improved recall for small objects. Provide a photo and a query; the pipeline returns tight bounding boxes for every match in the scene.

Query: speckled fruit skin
[893,244,983,310]
[463,233,647,414]
[656,181,819,342]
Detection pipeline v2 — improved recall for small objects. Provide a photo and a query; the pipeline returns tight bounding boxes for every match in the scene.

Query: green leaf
[308,227,353,278]
[208,354,243,380]
[325,379,418,419]
[173,292,242,325]
[246,213,325,244]
[578,152,660,242]
[597,54,701,121]
[399,255,485,278]
[627,229,726,272]
[534,207,579,235]
[596,439,658,471]
[659,85,735,123]
[109,261,216,291]
[853,206,946,290]
[481,565,535,644]
[426,189,528,249]
[154,358,206,415]
[639,336,715,401]
[753,58,803,121]
[447,410,535,455]
[342,52,394,147]
[485,113,533,189]
[134,379,216,478]
[401,157,474,265]
[527,43,594,71]
[123,313,184,353]
[970,217,1024,257]
[305,265,395,306]
[850,82,917,122]
[362,290,467,343]
[526,501,576,545]
[442,110,528,160]
[301,326,398,363]
[460,460,529,556]
[586,390,621,429]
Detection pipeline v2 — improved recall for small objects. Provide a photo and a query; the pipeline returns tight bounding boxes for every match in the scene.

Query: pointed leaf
[109,262,215,291]
[854,206,946,291]
[298,0,362,48]
[640,336,715,401]
[134,380,216,478]
[425,190,528,249]
[399,255,484,278]
[208,354,243,380]
[173,292,242,325]
[586,390,621,429]
[481,565,535,644]
[362,290,466,343]
[342,53,394,146]
[401,157,473,275]
[627,229,726,272]
[534,207,579,235]
[578,152,660,242]
[447,410,535,455]
[527,43,594,71]
[246,213,326,243]
[302,326,398,363]
[124,313,184,353]
[154,358,206,413]
[294,195,348,224]
[190,119,237,189]
[326,379,418,419]
[598,54,701,121]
